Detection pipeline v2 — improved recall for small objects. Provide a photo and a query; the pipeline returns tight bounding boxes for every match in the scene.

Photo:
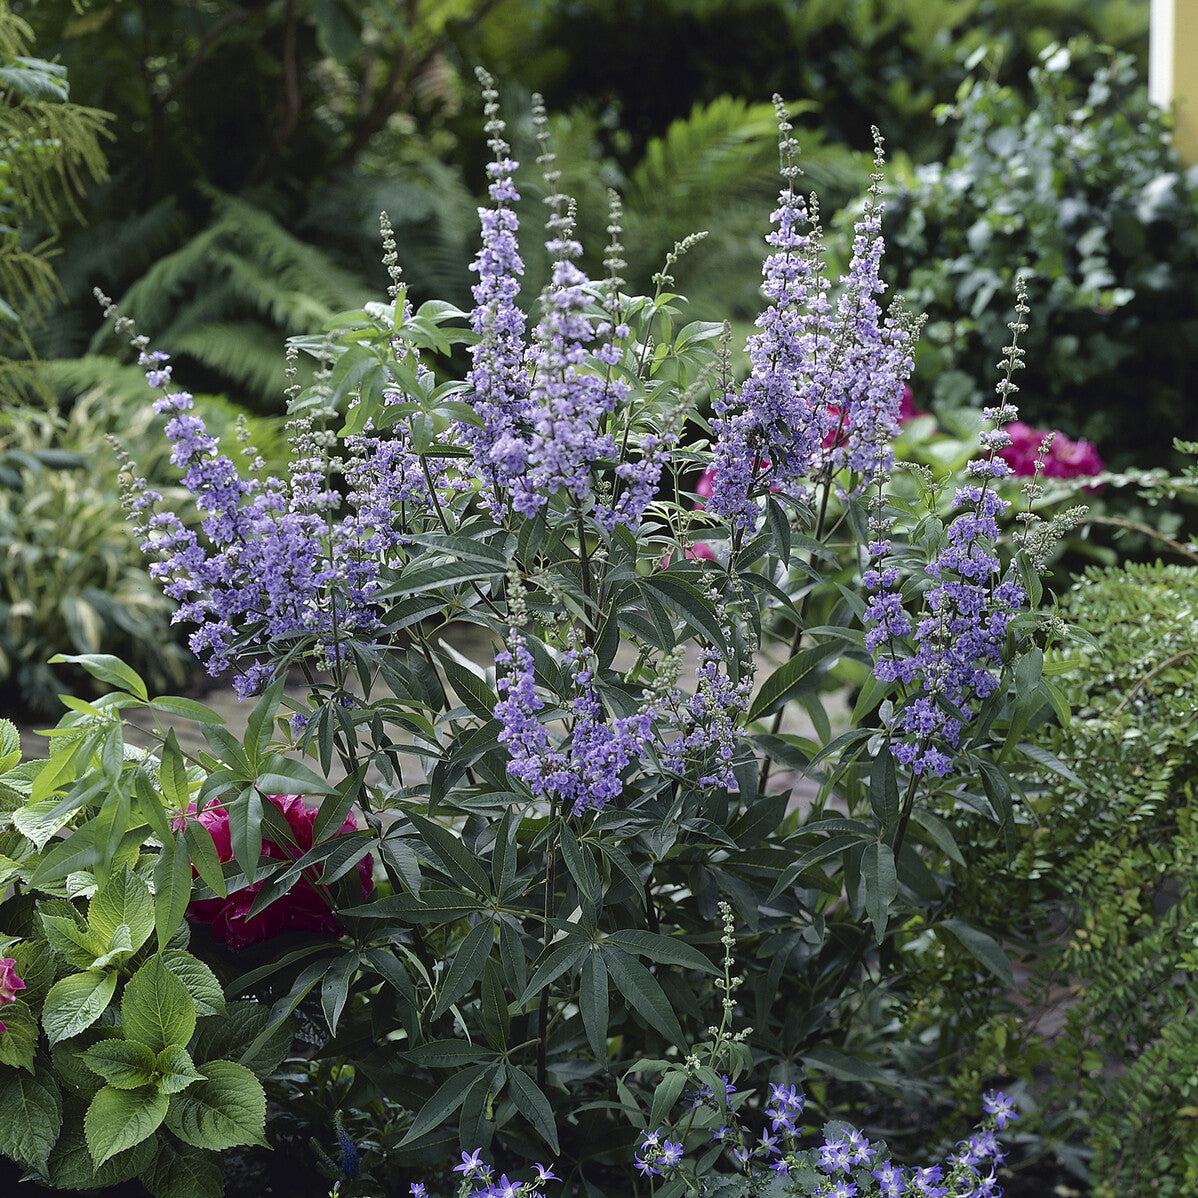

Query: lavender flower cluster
[708,112,914,531]
[864,406,1026,776]
[493,635,660,817]
[409,1151,558,1198]
[646,1084,1017,1197]
[493,627,752,813]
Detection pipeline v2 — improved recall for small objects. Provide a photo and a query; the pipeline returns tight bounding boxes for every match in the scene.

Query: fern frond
[169,321,292,400]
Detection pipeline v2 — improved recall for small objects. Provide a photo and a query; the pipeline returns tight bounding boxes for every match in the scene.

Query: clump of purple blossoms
[819,130,916,486]
[708,102,913,531]
[415,1151,557,1198]
[117,342,376,698]
[458,69,534,512]
[639,1084,1015,1196]
[634,1128,685,1177]
[493,634,658,817]
[865,404,1026,776]
[659,646,751,790]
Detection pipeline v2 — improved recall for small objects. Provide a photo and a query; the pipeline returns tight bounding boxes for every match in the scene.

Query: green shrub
[882,41,1198,469]
[938,559,1198,1194]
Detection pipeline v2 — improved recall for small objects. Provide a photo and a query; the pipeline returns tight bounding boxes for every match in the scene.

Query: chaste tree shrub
[881,39,1198,471]
[0,78,1076,1196]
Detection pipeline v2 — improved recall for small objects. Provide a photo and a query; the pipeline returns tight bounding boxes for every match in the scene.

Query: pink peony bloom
[999,422,1105,487]
[0,958,25,1034]
[823,386,928,452]
[897,385,929,425]
[184,793,373,951]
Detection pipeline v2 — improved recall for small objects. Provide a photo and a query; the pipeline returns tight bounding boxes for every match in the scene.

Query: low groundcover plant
[0,73,1093,1197]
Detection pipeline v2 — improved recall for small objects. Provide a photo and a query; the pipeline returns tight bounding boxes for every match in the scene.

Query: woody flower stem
[757,473,834,794]
[537,797,559,1089]
[827,768,921,1004]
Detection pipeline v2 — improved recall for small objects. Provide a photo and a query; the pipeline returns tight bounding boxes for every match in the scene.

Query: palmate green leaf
[506,1067,560,1152]
[639,574,727,648]
[226,785,264,884]
[579,949,609,1061]
[406,812,491,894]
[604,930,717,974]
[48,654,148,701]
[863,842,898,943]
[164,1060,267,1151]
[747,641,841,723]
[254,751,335,796]
[0,1064,62,1167]
[122,956,197,1053]
[603,946,684,1045]
[432,920,493,1020]
[88,866,154,954]
[42,969,117,1044]
[320,951,359,1036]
[516,938,588,1007]
[154,837,194,951]
[404,1040,500,1069]
[438,655,501,722]
[341,886,481,924]
[398,1063,491,1146]
[183,820,227,899]
[800,1046,889,1085]
[939,917,1015,987]
[85,1083,168,1166]
[559,825,601,904]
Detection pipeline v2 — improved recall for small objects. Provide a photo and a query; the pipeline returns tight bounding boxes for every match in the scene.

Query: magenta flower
[184,794,372,950]
[999,421,1104,485]
[0,958,25,1034]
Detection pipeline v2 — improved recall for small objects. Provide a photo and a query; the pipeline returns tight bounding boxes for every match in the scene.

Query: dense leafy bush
[882,41,1198,470]
[0,84,1063,1196]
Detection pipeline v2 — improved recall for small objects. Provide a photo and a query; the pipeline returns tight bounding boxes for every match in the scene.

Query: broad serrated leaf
[165,1059,266,1151]
[80,1039,158,1089]
[144,1138,224,1198]
[89,866,154,954]
[122,956,197,1053]
[43,969,118,1044]
[85,1084,168,1166]
[156,1046,206,1094]
[0,1065,62,1166]
[162,951,226,1017]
